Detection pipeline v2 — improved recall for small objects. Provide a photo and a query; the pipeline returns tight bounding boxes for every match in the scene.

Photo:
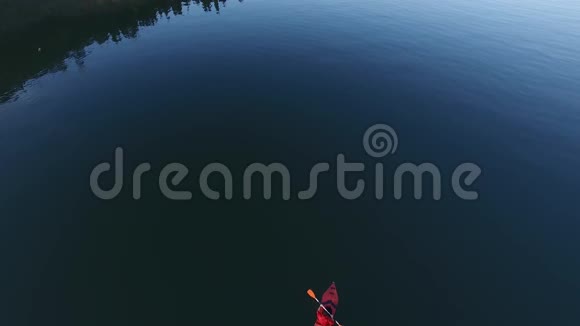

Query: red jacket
[315,308,335,326]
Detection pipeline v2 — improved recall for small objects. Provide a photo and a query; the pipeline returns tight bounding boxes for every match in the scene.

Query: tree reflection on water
[0,0,243,104]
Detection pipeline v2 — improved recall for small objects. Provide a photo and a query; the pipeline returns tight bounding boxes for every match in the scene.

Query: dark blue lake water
[1,0,580,325]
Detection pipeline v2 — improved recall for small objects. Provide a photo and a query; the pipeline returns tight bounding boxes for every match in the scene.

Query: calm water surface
[1,0,580,325]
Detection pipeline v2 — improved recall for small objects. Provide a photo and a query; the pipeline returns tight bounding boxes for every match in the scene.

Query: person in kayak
[314,282,339,326]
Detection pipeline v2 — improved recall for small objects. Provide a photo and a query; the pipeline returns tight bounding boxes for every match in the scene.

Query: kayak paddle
[307,289,344,326]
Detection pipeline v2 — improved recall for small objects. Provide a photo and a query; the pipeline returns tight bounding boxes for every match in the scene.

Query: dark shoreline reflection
[0,0,241,104]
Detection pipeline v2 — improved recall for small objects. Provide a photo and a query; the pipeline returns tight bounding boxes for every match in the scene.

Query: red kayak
[314,283,339,326]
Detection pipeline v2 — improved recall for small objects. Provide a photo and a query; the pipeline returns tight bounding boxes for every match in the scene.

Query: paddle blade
[307,289,317,300]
